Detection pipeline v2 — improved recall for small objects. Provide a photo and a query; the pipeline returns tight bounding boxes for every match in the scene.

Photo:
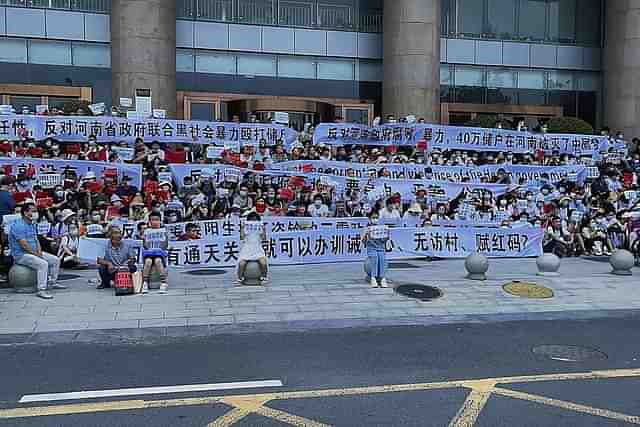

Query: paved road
[1,315,640,426]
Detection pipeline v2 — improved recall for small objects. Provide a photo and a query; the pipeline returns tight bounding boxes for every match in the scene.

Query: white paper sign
[36,105,48,114]
[89,102,105,115]
[86,223,104,236]
[274,112,289,125]
[144,228,167,249]
[158,172,173,184]
[37,222,51,235]
[224,168,241,182]
[224,141,240,152]
[207,146,225,159]
[112,146,134,161]
[119,98,133,108]
[368,225,389,239]
[37,173,62,188]
[152,109,166,119]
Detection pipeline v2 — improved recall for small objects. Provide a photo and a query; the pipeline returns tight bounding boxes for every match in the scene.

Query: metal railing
[178,0,381,32]
[1,0,381,32]
[0,0,110,12]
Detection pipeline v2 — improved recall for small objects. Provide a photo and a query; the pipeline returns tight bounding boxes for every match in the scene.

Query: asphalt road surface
[1,316,640,426]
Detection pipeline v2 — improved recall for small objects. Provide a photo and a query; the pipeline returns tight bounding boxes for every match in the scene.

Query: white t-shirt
[308,204,329,217]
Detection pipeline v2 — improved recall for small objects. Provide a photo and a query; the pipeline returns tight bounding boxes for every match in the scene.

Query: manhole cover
[532,345,607,362]
[184,269,226,276]
[395,284,442,301]
[58,273,82,281]
[503,281,553,299]
[389,262,420,269]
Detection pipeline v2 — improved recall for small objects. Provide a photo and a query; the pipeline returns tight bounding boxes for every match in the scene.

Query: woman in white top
[58,223,81,268]
[237,212,268,282]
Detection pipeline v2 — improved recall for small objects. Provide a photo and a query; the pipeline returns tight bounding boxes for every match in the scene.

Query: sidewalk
[0,257,638,337]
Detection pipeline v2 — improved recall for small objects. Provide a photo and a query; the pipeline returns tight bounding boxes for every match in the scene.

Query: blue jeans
[367,249,386,279]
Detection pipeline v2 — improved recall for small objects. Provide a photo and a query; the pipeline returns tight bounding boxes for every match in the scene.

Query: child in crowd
[142,212,169,294]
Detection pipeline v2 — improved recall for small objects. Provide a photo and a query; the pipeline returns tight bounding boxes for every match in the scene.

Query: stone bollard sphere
[9,265,38,294]
[536,253,561,276]
[610,250,634,276]
[242,260,263,286]
[465,254,489,280]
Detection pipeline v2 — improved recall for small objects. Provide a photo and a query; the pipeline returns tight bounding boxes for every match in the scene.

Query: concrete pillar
[111,0,176,117]
[603,1,640,137]
[382,0,440,123]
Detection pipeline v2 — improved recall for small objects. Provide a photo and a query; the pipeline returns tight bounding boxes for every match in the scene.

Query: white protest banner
[368,225,389,239]
[313,123,607,155]
[0,115,298,146]
[79,225,543,268]
[89,103,105,115]
[243,221,263,234]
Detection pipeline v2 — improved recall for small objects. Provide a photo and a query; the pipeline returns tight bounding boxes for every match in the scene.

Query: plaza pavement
[0,257,638,338]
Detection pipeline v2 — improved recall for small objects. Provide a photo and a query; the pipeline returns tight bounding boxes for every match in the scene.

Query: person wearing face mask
[379,197,402,223]
[58,222,83,268]
[363,211,389,288]
[85,209,106,238]
[233,185,254,212]
[308,195,329,217]
[9,203,65,299]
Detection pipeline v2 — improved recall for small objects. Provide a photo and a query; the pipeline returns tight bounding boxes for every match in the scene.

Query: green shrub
[61,100,94,116]
[546,117,593,134]
[465,114,501,129]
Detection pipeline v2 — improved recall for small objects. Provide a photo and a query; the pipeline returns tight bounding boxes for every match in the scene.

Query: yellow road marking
[256,406,331,427]
[493,387,640,424]
[448,380,496,427]
[1,367,639,425]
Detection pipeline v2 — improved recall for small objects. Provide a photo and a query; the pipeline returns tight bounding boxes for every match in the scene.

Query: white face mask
[69,228,79,237]
[370,217,379,225]
[30,212,39,221]
[314,200,322,207]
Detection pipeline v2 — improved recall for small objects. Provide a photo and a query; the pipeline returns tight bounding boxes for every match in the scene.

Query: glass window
[317,59,354,80]
[278,56,316,79]
[279,0,315,27]
[191,103,216,121]
[318,0,355,30]
[576,73,600,92]
[28,40,72,66]
[0,38,27,63]
[517,89,546,105]
[441,0,455,36]
[577,91,596,126]
[576,0,601,45]
[548,0,576,43]
[548,91,577,116]
[72,43,110,68]
[195,52,236,74]
[358,61,382,82]
[487,69,517,88]
[345,108,368,124]
[48,96,76,110]
[237,0,275,25]
[458,0,483,37]
[10,96,42,113]
[454,87,485,104]
[440,64,452,86]
[454,66,485,87]
[176,49,195,72]
[237,54,277,77]
[518,0,547,41]
[177,0,195,18]
[486,0,516,39]
[517,70,545,89]
[547,71,574,90]
[487,88,517,104]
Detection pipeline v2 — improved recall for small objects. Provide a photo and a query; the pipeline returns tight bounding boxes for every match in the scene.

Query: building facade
[0,0,632,135]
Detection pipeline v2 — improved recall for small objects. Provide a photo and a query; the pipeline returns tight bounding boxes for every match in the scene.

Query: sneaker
[260,276,269,283]
[50,283,67,290]
[380,278,389,288]
[36,291,53,300]
[370,277,378,287]
[141,283,149,294]
[237,277,244,284]
[159,283,168,294]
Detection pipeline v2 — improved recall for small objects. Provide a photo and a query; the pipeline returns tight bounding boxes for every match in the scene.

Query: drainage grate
[503,281,554,299]
[395,284,442,301]
[388,262,420,269]
[58,273,82,281]
[532,345,607,362]
[183,269,226,276]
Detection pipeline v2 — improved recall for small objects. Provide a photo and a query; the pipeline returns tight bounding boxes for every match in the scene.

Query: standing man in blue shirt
[9,203,65,299]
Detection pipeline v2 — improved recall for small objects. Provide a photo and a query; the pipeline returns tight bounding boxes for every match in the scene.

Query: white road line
[19,380,284,403]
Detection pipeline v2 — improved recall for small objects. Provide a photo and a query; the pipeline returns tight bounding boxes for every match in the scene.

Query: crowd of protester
[0,111,639,288]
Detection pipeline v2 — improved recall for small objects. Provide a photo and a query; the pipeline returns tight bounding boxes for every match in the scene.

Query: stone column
[603,0,640,137]
[111,0,177,117]
[383,0,440,123]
